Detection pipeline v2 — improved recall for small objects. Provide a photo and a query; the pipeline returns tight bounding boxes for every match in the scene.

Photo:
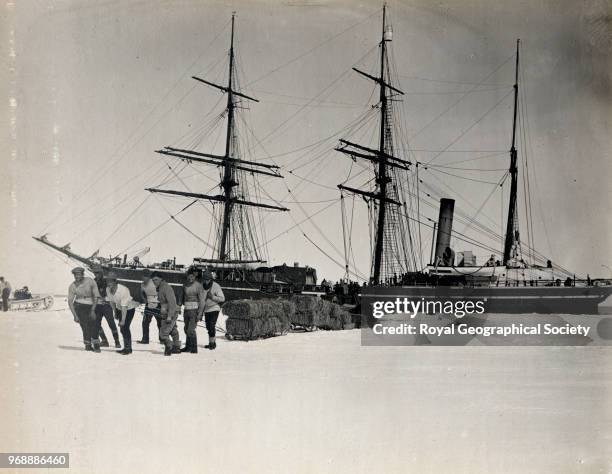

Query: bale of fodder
[329,303,353,329]
[226,317,265,338]
[291,295,321,313]
[290,295,323,327]
[316,299,335,329]
[226,315,290,339]
[276,298,296,322]
[223,300,266,320]
[324,303,341,330]
[266,299,293,328]
[263,315,290,336]
[331,304,353,326]
[340,309,354,329]
[225,298,293,339]
[291,311,317,327]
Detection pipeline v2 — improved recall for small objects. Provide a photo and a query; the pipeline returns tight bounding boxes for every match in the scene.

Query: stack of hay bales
[290,295,323,328]
[224,299,293,340]
[330,303,354,330]
[317,299,335,330]
[290,296,355,330]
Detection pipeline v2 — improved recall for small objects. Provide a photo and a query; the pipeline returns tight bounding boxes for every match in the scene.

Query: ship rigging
[34,6,612,312]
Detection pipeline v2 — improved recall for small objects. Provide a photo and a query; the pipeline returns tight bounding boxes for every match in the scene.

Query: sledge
[9,289,54,311]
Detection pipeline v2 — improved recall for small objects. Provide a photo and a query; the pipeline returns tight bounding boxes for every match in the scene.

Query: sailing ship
[35,6,612,314]
[35,14,323,303]
[335,5,612,314]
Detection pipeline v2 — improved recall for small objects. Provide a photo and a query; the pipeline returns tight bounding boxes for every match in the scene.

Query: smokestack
[434,198,455,265]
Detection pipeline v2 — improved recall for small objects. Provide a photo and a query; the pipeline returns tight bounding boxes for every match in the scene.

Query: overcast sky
[1,0,611,293]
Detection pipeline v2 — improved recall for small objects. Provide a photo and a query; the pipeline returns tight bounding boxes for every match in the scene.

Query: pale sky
[1,0,611,294]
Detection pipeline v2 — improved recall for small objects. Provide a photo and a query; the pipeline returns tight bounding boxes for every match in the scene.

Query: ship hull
[361,285,612,314]
[98,266,324,303]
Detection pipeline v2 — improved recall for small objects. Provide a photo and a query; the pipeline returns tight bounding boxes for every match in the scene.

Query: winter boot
[180,336,192,352]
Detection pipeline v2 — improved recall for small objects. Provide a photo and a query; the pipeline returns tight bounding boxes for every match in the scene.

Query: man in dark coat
[151,272,181,356]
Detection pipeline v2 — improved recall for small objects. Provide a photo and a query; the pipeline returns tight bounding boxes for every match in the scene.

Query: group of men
[67,265,225,356]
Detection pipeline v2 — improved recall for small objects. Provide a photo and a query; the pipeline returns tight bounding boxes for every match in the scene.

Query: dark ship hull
[90,264,325,304]
[32,237,325,304]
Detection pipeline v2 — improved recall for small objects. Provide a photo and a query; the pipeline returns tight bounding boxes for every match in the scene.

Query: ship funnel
[434,198,455,266]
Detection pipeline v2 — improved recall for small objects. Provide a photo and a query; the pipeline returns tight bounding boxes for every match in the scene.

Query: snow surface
[1,300,611,473]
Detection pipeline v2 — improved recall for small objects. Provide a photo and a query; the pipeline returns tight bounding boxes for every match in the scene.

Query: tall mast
[503,39,520,265]
[336,4,408,285]
[373,4,388,285]
[219,12,237,261]
[146,13,288,264]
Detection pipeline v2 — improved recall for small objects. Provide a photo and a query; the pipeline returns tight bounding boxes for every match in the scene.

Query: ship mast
[374,5,389,285]
[503,39,520,266]
[146,12,288,263]
[219,13,237,261]
[336,4,410,284]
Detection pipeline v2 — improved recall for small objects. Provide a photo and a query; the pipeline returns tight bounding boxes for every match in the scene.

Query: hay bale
[339,307,353,329]
[290,295,324,327]
[225,298,293,339]
[317,299,334,329]
[276,298,296,319]
[294,295,326,311]
[263,316,290,335]
[266,299,292,326]
[330,304,352,326]
[226,297,353,336]
[292,312,316,327]
[319,302,352,330]
[223,300,265,320]
[226,317,265,338]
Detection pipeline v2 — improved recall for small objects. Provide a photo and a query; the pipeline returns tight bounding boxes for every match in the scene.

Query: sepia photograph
[1,0,611,472]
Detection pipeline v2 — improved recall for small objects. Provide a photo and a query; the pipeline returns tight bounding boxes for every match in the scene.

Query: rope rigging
[34,9,583,286]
